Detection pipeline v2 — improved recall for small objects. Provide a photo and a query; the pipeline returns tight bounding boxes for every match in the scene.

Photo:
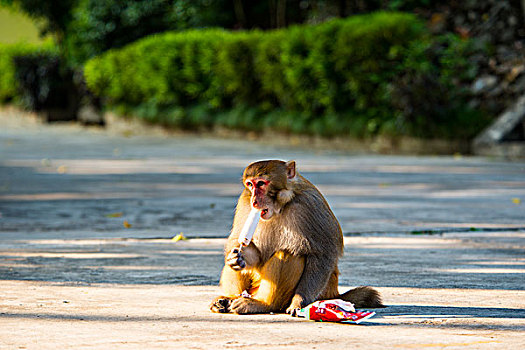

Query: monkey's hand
[226,247,246,271]
[286,294,311,317]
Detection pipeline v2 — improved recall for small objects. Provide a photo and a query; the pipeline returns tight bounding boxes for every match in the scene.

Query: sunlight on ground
[0,182,241,200]
[298,163,498,175]
[409,222,525,229]
[0,252,143,259]
[343,236,463,248]
[3,159,217,175]
[464,260,525,265]
[393,340,502,348]
[86,265,184,271]
[431,268,525,274]
[372,165,495,175]
[0,192,138,201]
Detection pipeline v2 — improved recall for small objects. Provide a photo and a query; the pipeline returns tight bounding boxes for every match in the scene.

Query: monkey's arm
[286,254,335,314]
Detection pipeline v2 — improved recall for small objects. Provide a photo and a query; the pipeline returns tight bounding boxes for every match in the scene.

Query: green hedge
[0,41,57,103]
[85,12,481,138]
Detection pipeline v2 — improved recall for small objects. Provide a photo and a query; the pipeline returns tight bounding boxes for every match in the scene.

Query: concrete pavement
[1,109,524,239]
[0,108,524,349]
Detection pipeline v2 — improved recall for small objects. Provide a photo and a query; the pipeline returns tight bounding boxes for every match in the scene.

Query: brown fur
[210,160,383,315]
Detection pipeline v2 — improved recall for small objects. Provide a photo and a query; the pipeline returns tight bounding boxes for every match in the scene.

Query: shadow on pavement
[383,304,525,319]
[0,239,224,285]
[2,305,523,332]
[0,234,524,291]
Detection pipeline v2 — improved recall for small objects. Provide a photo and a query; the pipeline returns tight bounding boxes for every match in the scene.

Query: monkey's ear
[285,161,296,179]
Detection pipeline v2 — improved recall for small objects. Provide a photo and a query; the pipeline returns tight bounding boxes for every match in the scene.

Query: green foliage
[85,29,230,108]
[0,41,56,102]
[0,6,45,44]
[391,33,489,138]
[386,0,434,11]
[1,0,77,37]
[84,11,485,139]
[63,0,235,66]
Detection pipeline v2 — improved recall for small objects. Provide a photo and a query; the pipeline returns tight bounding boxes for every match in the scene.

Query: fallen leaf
[123,220,132,228]
[57,165,68,174]
[511,198,521,205]
[172,233,187,242]
[122,130,134,138]
[290,136,301,146]
[105,212,123,218]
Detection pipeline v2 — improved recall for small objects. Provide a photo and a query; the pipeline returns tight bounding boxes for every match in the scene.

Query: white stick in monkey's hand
[238,208,261,247]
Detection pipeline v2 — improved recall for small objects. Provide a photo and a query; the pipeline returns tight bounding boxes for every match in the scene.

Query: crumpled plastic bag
[297,299,376,324]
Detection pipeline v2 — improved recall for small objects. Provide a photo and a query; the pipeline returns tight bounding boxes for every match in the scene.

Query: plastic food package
[297,299,376,324]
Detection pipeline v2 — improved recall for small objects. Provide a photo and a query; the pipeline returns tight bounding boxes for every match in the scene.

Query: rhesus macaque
[210,160,383,315]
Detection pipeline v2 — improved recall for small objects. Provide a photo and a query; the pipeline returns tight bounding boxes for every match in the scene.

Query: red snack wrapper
[297,299,376,324]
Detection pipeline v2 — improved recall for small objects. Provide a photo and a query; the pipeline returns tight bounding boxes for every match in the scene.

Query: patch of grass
[0,7,45,44]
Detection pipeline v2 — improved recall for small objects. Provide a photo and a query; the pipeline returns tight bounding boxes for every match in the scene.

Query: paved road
[1,109,524,240]
[0,109,524,349]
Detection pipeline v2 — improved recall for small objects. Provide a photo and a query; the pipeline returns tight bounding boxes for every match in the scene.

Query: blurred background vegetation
[0,6,43,44]
[0,0,524,146]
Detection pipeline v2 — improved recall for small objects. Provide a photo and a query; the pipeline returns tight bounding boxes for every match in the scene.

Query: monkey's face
[244,177,276,220]
[242,160,297,221]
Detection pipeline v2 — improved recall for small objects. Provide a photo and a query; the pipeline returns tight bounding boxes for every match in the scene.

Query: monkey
[210,160,383,315]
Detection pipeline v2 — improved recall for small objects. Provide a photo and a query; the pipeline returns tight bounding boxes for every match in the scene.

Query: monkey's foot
[286,307,300,317]
[230,297,268,314]
[286,295,310,317]
[210,296,232,313]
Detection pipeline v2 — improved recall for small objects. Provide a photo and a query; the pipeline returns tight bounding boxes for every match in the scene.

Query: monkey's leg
[230,252,305,314]
[286,254,337,315]
[210,266,252,313]
[318,268,340,300]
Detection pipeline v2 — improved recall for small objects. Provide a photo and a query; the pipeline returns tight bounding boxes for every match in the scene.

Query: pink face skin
[245,177,273,220]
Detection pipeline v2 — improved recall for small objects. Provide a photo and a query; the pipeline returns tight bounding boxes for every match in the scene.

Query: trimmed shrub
[84,11,484,138]
[0,41,56,103]
[0,41,85,121]
[391,33,490,138]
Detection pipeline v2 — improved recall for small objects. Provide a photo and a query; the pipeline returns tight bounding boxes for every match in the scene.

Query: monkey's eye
[246,182,253,188]
[256,180,266,188]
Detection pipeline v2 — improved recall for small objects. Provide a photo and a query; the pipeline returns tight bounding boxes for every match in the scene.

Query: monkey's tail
[338,286,385,308]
